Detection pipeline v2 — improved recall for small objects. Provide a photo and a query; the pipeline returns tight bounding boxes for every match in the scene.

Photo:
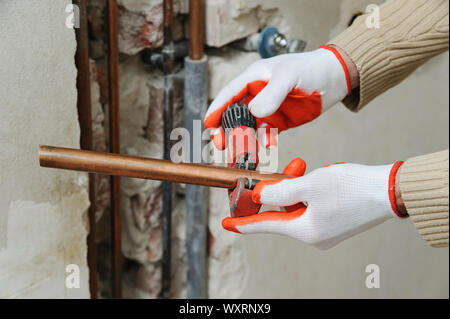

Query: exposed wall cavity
[85,0,298,299]
[86,0,254,298]
[0,0,89,298]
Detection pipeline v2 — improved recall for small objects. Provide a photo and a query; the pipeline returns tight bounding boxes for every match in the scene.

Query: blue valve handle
[258,26,280,59]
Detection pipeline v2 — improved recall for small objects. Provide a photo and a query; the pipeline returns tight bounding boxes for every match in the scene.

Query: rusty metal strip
[74,0,97,299]
[106,0,122,299]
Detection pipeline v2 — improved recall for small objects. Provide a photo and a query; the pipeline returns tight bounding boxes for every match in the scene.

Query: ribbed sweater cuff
[328,0,449,112]
[398,150,449,247]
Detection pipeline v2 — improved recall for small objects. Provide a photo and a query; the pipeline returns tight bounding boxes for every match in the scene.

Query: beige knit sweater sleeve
[329,0,449,247]
[398,150,449,247]
[328,0,449,111]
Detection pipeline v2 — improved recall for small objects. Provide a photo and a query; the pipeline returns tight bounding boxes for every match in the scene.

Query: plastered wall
[0,1,89,298]
[207,0,449,298]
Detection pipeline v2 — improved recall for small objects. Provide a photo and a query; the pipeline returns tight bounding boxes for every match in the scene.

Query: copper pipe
[106,0,121,299]
[74,0,97,299]
[163,0,173,45]
[39,145,289,189]
[189,0,204,60]
[162,0,175,299]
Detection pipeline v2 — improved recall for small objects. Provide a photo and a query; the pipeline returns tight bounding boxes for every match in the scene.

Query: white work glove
[222,159,405,250]
[204,46,351,149]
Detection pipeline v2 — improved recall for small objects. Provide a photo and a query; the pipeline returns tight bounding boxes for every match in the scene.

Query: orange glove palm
[205,47,351,149]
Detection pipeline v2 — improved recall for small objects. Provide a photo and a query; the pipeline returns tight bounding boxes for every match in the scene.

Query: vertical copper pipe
[107,0,121,299]
[163,0,173,46]
[74,0,97,299]
[161,0,174,299]
[189,0,204,60]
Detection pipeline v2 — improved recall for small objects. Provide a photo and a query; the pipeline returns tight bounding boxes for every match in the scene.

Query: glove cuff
[319,45,352,96]
[388,160,406,218]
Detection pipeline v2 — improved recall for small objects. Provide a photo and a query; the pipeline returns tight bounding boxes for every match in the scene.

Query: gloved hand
[204,46,351,149]
[222,159,405,250]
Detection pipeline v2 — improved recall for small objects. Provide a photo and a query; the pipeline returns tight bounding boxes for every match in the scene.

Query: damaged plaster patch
[117,0,164,55]
[0,193,89,298]
[0,0,90,298]
[205,0,290,47]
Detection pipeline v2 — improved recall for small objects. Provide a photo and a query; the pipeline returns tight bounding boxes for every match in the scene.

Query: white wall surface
[208,0,448,298]
[0,0,89,298]
[242,0,449,299]
[241,51,449,299]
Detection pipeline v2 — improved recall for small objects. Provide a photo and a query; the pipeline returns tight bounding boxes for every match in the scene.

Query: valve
[231,26,307,59]
[258,26,306,58]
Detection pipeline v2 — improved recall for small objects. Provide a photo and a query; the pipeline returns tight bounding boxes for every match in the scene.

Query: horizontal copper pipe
[39,145,288,189]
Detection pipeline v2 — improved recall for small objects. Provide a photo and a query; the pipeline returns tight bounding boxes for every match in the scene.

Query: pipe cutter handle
[221,104,259,171]
[221,104,262,217]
